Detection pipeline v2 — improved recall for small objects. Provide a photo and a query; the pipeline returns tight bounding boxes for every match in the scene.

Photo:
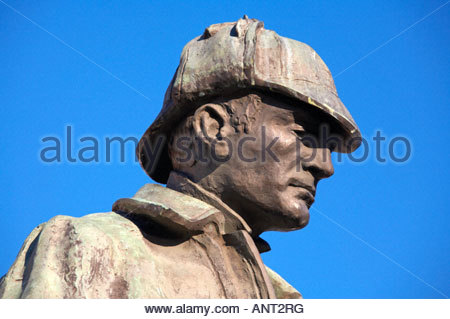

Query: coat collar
[112,171,270,252]
[166,171,253,234]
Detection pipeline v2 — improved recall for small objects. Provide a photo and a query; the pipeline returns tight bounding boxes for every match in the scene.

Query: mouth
[288,181,316,207]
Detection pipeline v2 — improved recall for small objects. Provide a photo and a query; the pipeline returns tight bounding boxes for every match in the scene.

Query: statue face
[206,94,335,234]
[169,93,336,235]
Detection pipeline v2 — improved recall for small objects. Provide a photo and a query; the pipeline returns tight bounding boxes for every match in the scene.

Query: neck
[166,171,252,234]
[166,171,271,253]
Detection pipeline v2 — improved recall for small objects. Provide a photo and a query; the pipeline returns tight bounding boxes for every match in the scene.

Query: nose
[302,147,334,180]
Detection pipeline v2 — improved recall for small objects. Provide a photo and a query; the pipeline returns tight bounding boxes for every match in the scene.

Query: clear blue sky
[1,1,449,298]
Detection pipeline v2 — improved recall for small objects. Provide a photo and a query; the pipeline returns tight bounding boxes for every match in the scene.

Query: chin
[299,212,310,228]
[268,202,310,232]
[289,198,312,229]
[290,209,310,230]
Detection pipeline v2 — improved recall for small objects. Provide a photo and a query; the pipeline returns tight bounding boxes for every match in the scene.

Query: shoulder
[42,211,141,239]
[265,266,302,299]
[0,212,148,298]
[28,212,146,254]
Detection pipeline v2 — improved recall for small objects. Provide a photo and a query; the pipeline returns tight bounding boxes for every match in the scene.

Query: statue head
[137,17,361,235]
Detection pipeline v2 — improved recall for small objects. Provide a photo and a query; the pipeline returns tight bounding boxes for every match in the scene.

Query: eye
[293,130,311,146]
[291,124,306,138]
[293,129,306,139]
[293,129,321,148]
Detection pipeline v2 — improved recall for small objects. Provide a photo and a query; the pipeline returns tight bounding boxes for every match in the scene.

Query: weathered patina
[1,16,360,299]
[138,16,361,183]
[0,179,300,298]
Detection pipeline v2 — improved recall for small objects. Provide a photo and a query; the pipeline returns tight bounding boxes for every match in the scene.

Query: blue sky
[1,1,449,298]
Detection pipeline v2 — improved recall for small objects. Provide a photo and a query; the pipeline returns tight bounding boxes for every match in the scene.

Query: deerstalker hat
[138,16,361,183]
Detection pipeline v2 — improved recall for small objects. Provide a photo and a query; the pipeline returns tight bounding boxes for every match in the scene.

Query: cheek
[268,131,299,178]
[229,128,297,181]
[267,128,298,157]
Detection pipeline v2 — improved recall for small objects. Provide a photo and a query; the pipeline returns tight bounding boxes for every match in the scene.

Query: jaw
[223,184,313,234]
[196,169,313,234]
[243,200,311,235]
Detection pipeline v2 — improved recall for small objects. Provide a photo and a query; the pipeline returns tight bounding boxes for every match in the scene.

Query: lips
[288,181,316,207]
[302,191,315,208]
[288,181,316,195]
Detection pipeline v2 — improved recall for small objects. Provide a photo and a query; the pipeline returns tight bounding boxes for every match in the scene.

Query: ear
[192,104,233,158]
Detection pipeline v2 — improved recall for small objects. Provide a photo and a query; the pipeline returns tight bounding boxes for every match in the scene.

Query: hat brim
[137,87,361,184]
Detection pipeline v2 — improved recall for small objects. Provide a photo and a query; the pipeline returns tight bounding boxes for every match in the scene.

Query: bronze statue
[0,16,360,298]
